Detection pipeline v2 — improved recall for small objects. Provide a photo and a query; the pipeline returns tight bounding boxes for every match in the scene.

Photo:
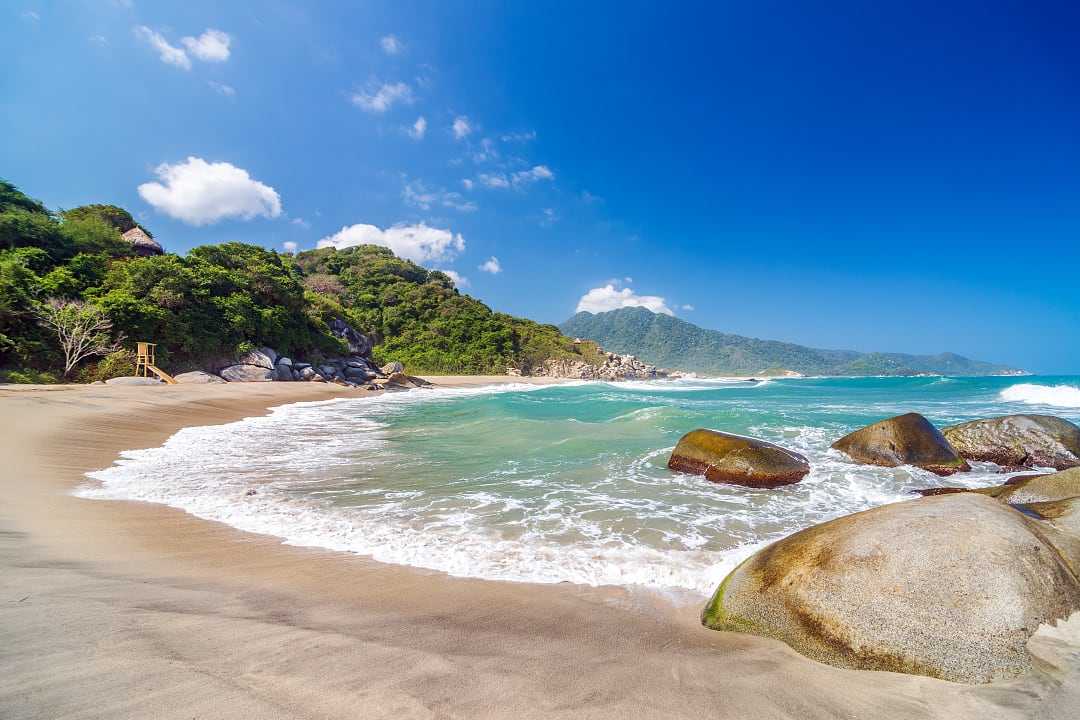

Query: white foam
[1000,383,1080,408]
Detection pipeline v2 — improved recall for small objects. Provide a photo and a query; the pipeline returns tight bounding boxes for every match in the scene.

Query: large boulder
[219,364,274,382]
[667,429,810,488]
[273,360,294,382]
[831,412,970,476]
[236,347,276,369]
[173,370,226,384]
[943,415,1080,470]
[701,493,1080,683]
[381,361,405,375]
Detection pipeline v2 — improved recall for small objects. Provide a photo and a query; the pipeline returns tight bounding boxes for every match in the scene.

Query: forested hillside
[0,179,592,382]
[561,307,1020,376]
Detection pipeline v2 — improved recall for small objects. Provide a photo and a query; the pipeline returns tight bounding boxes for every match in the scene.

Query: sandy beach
[0,379,1075,719]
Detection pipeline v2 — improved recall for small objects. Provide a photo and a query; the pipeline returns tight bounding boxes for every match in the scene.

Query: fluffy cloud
[181,29,231,62]
[137,157,282,225]
[477,173,510,189]
[478,256,501,274]
[317,223,464,264]
[407,115,427,140]
[452,116,472,140]
[681,304,695,311]
[461,178,474,191]
[134,26,191,70]
[282,241,298,253]
[402,180,476,212]
[441,270,469,288]
[351,82,413,113]
[472,137,498,163]
[380,34,403,55]
[575,284,674,316]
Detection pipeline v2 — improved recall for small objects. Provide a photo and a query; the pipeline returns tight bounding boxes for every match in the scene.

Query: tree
[34,298,124,377]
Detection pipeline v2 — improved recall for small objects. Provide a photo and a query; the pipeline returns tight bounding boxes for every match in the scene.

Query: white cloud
[681,304,695,311]
[472,137,498,163]
[512,165,554,185]
[137,157,282,225]
[380,34,403,55]
[407,115,427,140]
[501,130,536,142]
[581,190,602,204]
[402,180,477,212]
[351,81,413,113]
[208,80,235,96]
[282,241,298,254]
[540,208,558,227]
[441,270,469,288]
[317,223,465,264]
[134,26,191,70]
[181,29,231,62]
[477,173,510,189]
[461,178,474,191]
[478,256,501,274]
[576,284,674,316]
[290,217,310,229]
[22,10,40,22]
[452,116,472,140]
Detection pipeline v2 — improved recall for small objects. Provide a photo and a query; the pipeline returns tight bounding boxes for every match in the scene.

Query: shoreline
[0,379,1071,718]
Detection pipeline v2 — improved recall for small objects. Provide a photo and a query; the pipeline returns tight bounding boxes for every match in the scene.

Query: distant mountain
[559,307,1022,377]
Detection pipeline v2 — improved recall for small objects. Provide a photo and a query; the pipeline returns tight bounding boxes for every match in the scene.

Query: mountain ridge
[559,307,1022,377]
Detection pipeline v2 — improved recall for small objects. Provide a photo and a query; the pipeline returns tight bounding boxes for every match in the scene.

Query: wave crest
[1000,383,1080,408]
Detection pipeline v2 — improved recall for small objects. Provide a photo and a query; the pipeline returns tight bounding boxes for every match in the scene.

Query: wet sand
[0,379,1074,719]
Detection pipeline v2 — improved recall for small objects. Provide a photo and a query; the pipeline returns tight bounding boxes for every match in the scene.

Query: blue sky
[3,1,1078,373]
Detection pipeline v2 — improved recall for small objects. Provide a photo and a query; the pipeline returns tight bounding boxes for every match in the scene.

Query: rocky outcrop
[984,467,1080,504]
[531,351,665,381]
[328,317,373,358]
[942,415,1080,470]
[220,364,274,382]
[173,370,226,384]
[668,429,810,488]
[701,493,1080,683]
[831,412,970,476]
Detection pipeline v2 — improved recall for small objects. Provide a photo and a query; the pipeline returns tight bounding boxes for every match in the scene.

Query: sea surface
[82,375,1080,596]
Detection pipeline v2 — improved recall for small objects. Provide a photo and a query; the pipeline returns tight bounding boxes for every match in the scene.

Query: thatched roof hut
[122,227,163,256]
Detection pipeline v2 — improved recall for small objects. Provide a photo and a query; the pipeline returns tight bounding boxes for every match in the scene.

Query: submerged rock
[701,493,1080,683]
[943,414,1080,470]
[668,429,810,488]
[831,412,970,476]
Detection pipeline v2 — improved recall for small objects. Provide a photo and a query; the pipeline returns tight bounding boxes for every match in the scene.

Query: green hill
[560,307,1021,376]
[0,178,597,381]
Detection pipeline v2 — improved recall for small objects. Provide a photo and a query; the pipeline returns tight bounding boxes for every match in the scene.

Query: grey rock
[329,317,373,357]
[292,362,312,370]
[381,361,405,375]
[943,415,1080,470]
[276,356,293,367]
[273,362,294,382]
[300,367,316,381]
[220,364,275,382]
[173,371,226,384]
[236,347,276,370]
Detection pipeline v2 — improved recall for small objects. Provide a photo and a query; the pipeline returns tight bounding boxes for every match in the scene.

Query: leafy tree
[62,204,149,236]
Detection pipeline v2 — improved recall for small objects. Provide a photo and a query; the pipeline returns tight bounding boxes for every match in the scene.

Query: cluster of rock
[527,351,666,381]
[668,412,1080,683]
[167,318,427,391]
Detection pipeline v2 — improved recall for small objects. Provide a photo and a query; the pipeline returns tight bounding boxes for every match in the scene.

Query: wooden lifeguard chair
[135,342,177,384]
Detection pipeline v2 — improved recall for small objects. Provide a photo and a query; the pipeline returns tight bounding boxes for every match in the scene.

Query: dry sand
[0,378,1075,719]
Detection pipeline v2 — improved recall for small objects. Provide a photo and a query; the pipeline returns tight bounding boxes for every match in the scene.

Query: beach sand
[0,379,1074,719]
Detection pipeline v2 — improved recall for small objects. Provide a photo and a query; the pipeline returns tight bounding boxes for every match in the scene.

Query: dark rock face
[701,493,1080,683]
[831,413,970,476]
[668,429,810,488]
[942,415,1080,470]
[329,317,372,358]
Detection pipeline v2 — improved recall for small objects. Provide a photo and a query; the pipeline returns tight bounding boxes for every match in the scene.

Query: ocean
[81,375,1080,596]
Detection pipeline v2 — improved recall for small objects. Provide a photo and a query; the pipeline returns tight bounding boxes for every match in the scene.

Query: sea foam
[1000,383,1080,408]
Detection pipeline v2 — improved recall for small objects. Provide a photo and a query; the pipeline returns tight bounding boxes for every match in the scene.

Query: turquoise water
[83,375,1080,595]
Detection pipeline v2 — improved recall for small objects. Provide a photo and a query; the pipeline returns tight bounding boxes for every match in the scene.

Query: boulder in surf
[942,414,1080,470]
[831,412,969,476]
[668,429,809,488]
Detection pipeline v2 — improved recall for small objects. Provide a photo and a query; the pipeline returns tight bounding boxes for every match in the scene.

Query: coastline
[0,379,1072,719]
